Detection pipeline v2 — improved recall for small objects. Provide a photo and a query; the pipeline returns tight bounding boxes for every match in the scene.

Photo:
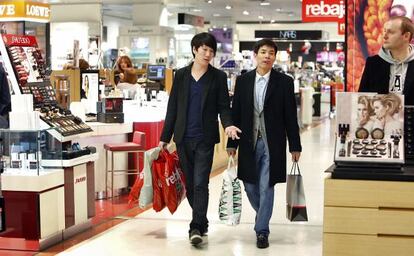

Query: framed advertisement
[335,92,404,165]
[80,70,99,114]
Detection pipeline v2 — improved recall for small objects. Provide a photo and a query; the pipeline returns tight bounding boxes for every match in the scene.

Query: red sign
[302,0,345,23]
[338,20,345,35]
[2,34,38,47]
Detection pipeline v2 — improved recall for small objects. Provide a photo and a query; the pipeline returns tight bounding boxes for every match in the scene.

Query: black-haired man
[227,39,301,249]
[159,32,240,246]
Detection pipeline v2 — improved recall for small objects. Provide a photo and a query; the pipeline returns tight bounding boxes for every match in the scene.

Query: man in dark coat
[359,16,414,105]
[159,32,240,246]
[227,39,301,249]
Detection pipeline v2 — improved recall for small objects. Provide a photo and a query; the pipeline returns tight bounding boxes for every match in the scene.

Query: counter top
[2,169,64,192]
[327,164,414,181]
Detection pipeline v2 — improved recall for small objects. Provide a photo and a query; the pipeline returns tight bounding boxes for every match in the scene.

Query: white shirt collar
[255,70,271,83]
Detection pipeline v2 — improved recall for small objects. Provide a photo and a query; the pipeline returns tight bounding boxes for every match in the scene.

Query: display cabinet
[0,128,62,174]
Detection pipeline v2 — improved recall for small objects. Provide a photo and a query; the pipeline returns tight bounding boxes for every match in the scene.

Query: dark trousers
[176,139,214,234]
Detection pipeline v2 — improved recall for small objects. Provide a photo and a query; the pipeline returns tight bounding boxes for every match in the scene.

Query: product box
[334,92,404,165]
[97,113,124,123]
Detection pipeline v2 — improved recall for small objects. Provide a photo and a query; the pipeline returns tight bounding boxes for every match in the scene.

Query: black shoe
[189,229,202,245]
[256,234,269,249]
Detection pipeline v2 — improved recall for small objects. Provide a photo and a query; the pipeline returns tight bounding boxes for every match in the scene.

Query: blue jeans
[244,137,274,235]
[177,139,214,234]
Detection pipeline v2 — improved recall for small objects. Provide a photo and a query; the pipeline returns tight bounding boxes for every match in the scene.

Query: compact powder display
[376,144,387,151]
[352,150,360,155]
[371,128,385,139]
[361,150,369,155]
[371,140,378,144]
[353,139,360,144]
[365,145,375,150]
[353,144,364,150]
[371,150,378,155]
[362,139,370,144]
[356,128,369,139]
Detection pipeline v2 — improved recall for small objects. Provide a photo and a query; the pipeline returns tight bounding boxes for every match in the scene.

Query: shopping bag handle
[289,161,301,176]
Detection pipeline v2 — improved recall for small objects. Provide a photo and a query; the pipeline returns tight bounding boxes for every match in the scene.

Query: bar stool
[104,131,146,198]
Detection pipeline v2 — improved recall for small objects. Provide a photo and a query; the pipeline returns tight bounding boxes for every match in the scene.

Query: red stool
[104,131,146,198]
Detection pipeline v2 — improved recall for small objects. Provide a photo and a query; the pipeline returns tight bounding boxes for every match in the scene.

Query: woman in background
[356,95,374,132]
[371,94,402,134]
[116,56,133,84]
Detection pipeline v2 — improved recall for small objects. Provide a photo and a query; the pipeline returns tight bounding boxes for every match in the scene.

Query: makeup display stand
[0,35,98,251]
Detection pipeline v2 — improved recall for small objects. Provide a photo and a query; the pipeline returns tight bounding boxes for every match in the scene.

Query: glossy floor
[55,118,335,256]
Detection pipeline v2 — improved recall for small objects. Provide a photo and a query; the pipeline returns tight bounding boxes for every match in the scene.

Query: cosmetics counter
[323,93,414,256]
[0,128,98,251]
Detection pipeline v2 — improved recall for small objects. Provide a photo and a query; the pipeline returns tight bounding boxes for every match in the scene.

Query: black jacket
[227,69,302,186]
[0,64,10,115]
[160,63,233,145]
[359,55,414,105]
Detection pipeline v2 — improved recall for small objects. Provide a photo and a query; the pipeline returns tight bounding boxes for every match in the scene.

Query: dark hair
[253,39,278,54]
[190,32,217,57]
[389,16,414,41]
[78,59,89,70]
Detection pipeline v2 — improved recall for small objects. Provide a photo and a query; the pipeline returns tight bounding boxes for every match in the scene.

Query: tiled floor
[54,117,335,256]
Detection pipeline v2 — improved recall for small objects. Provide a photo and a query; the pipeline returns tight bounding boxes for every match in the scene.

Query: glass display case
[0,128,63,175]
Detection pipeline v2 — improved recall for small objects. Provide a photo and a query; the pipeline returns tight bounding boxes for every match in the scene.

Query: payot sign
[302,0,345,22]
[0,1,50,22]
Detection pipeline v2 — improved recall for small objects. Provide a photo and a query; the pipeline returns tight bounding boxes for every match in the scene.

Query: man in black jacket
[227,39,301,249]
[159,33,240,246]
[359,16,414,105]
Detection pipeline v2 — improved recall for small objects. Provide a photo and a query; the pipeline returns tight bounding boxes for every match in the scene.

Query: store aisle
[57,119,335,256]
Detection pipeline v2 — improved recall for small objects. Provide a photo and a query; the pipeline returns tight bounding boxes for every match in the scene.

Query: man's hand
[227,148,237,157]
[158,141,168,149]
[225,125,242,140]
[291,152,301,162]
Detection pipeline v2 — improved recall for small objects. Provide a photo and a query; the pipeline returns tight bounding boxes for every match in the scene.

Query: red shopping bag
[128,170,144,205]
[152,150,186,214]
[152,159,166,212]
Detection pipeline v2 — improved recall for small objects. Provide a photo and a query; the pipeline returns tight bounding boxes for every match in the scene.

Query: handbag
[286,161,308,221]
[218,156,242,225]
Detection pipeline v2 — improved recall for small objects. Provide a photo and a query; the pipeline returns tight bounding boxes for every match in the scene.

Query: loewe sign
[0,1,50,22]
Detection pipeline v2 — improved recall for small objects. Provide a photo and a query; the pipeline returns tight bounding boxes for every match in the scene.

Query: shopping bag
[138,147,161,209]
[286,162,308,221]
[128,169,144,205]
[128,147,160,206]
[218,156,242,225]
[152,150,186,214]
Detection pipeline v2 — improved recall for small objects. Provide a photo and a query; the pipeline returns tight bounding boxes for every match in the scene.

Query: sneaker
[189,229,202,245]
[256,234,269,249]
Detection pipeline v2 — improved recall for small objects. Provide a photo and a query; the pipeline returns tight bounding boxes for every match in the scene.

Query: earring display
[334,93,405,164]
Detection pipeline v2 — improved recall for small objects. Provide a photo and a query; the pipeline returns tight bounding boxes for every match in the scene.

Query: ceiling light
[243,10,249,15]
[223,27,228,31]
[213,13,220,17]
[207,0,213,3]
[225,5,232,10]
[270,19,275,23]
[258,15,264,19]
[260,1,270,6]
[275,8,282,12]
[192,9,202,12]
[288,12,294,17]
[213,25,217,29]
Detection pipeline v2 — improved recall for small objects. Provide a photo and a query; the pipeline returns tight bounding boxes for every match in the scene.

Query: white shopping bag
[218,156,242,225]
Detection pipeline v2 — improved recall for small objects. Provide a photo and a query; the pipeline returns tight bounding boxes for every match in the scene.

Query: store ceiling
[49,0,303,24]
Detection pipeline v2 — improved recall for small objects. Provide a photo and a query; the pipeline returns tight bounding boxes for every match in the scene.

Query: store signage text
[26,4,50,18]
[255,30,322,40]
[302,0,345,22]
[0,5,15,16]
[0,1,50,22]
[2,34,38,47]
[279,31,297,39]
[75,176,86,184]
[338,21,345,35]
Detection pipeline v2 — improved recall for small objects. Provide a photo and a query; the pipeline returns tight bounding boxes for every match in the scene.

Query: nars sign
[255,30,322,40]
